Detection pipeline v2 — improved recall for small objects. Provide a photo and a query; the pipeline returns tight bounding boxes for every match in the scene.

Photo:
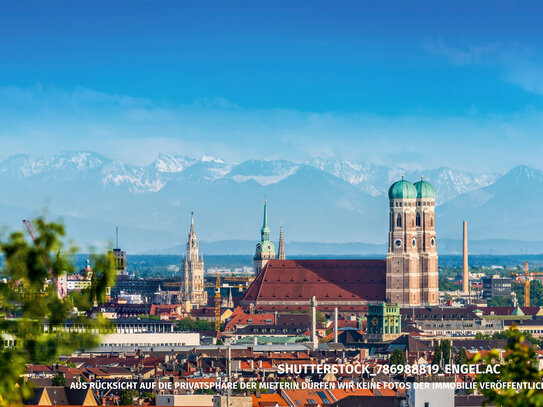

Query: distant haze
[0,151,542,255]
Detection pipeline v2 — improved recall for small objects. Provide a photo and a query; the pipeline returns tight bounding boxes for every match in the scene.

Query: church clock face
[256,244,262,251]
[394,239,402,248]
[371,317,379,326]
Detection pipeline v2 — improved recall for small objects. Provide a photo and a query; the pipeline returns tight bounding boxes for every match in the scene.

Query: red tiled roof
[242,259,386,306]
[225,307,275,332]
[252,393,289,407]
[252,305,369,313]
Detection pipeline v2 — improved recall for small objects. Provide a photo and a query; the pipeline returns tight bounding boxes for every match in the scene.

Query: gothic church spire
[278,222,286,260]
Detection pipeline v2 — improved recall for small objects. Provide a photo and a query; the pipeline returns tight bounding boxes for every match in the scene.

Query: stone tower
[254,201,276,275]
[278,223,286,260]
[181,213,208,308]
[414,177,439,305]
[386,177,438,306]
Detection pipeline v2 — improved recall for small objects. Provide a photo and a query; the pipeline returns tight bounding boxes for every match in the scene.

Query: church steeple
[187,211,199,262]
[261,200,270,241]
[254,200,276,274]
[190,211,196,236]
[181,212,207,307]
[278,222,286,260]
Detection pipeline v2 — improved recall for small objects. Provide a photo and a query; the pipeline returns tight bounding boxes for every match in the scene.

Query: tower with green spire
[254,200,276,275]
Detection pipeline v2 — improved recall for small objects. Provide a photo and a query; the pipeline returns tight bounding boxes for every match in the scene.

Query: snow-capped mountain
[0,151,537,253]
[0,151,108,178]
[310,159,498,204]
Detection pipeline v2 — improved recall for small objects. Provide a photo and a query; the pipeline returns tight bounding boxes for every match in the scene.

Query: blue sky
[1,0,543,172]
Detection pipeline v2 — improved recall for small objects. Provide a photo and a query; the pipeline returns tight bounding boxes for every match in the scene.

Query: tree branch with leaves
[0,217,116,405]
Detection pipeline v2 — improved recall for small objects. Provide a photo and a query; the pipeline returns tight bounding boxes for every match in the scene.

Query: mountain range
[0,151,540,255]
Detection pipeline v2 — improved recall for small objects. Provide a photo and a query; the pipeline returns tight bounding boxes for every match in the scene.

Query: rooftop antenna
[115,227,119,249]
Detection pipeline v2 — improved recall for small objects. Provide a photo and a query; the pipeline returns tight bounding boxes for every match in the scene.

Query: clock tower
[386,177,438,306]
[254,200,276,275]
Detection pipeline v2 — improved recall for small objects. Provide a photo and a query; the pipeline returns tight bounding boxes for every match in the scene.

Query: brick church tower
[386,177,438,306]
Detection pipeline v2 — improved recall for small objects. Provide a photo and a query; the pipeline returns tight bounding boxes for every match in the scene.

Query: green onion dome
[413,178,436,199]
[388,179,417,199]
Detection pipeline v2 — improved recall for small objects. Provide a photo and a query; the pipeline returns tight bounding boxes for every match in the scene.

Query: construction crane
[165,274,224,332]
[511,261,543,307]
[22,219,67,299]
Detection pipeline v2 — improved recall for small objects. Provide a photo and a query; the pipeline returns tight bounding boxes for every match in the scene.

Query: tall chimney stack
[311,296,318,350]
[334,307,338,344]
[463,221,469,293]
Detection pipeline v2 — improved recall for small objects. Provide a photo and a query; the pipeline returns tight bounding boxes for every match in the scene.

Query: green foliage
[475,327,542,406]
[118,389,139,405]
[457,348,468,365]
[136,314,160,320]
[0,217,115,406]
[176,318,214,331]
[433,344,442,368]
[512,280,543,307]
[216,338,224,345]
[52,374,66,387]
[316,311,327,326]
[432,339,452,370]
[439,279,460,292]
[195,388,215,395]
[487,296,513,307]
[389,348,405,366]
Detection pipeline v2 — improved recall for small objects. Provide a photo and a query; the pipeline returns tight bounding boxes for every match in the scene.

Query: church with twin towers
[183,178,438,313]
[246,177,439,310]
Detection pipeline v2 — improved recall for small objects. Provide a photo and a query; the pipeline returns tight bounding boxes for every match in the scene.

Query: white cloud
[423,38,543,96]
[0,86,543,172]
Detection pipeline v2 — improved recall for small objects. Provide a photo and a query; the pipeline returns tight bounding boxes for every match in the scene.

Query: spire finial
[401,174,405,180]
[189,211,196,237]
[278,221,286,260]
[263,200,268,228]
[420,175,424,180]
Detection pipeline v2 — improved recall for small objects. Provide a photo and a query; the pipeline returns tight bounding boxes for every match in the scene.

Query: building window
[396,214,402,228]
[416,213,421,227]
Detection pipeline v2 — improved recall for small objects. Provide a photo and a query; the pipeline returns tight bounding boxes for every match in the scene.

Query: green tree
[52,374,66,387]
[475,327,542,406]
[441,339,452,365]
[389,348,405,366]
[216,338,224,345]
[0,217,116,405]
[176,318,214,331]
[512,280,543,307]
[487,296,513,307]
[118,389,139,405]
[439,279,459,292]
[433,342,442,368]
[457,348,468,365]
